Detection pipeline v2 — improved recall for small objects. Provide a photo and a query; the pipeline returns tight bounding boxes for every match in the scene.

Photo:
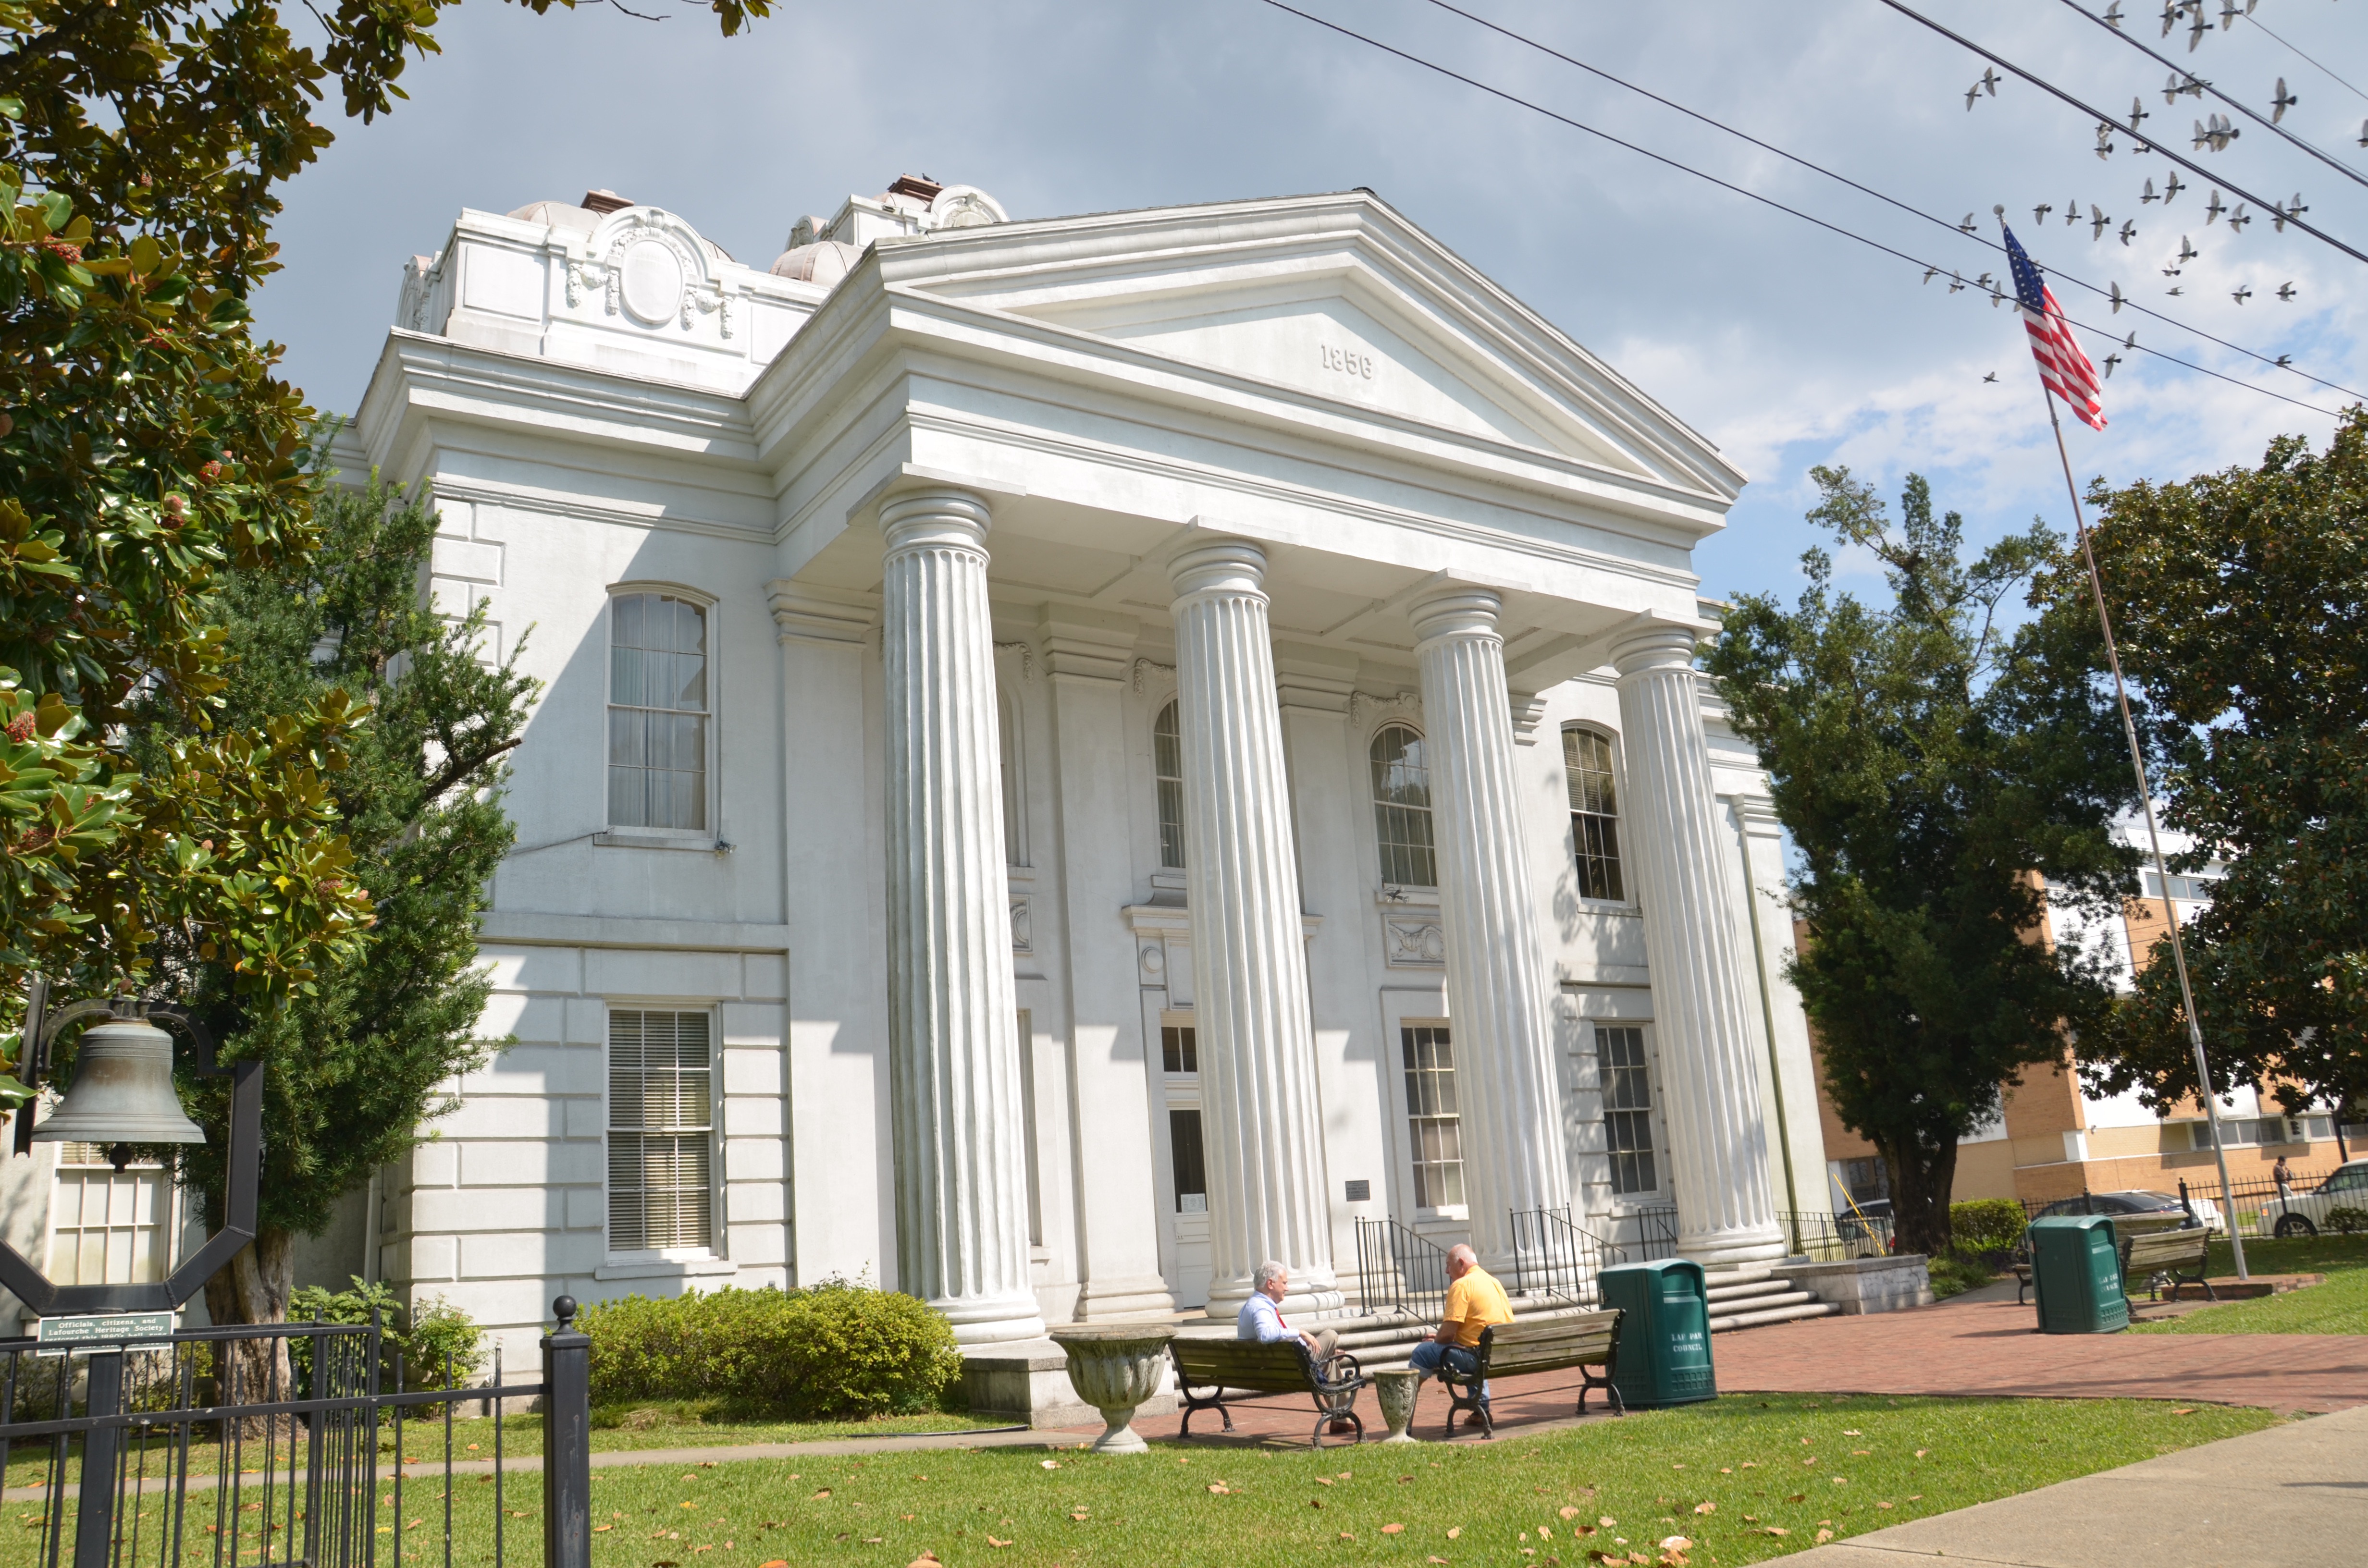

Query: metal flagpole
[2034,385,2250,1280]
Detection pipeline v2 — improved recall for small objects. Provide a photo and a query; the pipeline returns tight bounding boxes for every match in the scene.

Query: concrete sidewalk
[1782,1402,2366,1566]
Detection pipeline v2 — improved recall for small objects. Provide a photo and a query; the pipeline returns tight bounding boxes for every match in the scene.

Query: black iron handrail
[1352,1216,1452,1320]
[1506,1205,1631,1301]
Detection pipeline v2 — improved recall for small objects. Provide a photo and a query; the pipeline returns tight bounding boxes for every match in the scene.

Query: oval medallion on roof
[619,239,684,326]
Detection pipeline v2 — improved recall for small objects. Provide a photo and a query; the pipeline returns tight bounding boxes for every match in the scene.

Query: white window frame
[46,1143,177,1288]
[602,584,719,845]
[1595,1021,1667,1203]
[603,1002,725,1266]
[1562,724,1635,910]
[1367,721,1439,893]
[1378,991,1465,1222]
[1151,697,1186,872]
[1154,1009,1209,1218]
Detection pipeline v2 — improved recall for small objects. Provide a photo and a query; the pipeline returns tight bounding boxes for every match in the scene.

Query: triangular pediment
[879,193,1742,502]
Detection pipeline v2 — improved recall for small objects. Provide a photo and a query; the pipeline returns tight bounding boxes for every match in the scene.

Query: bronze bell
[31,1017,207,1147]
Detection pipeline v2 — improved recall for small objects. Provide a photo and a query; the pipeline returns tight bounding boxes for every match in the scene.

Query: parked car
[2257,1161,2368,1238]
[2030,1190,2224,1232]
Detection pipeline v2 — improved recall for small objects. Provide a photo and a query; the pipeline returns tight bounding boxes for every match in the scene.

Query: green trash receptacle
[1598,1259,1715,1409]
[2028,1213,2129,1334]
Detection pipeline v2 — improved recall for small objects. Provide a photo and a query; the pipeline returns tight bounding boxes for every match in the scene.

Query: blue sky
[256,0,2368,612]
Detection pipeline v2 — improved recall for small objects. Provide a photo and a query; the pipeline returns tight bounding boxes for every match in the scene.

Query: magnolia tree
[1708,469,2141,1258]
[0,0,762,1326]
[2062,408,2368,1134]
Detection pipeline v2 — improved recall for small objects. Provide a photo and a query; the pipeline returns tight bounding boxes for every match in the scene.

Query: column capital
[1167,536,1268,599]
[1408,585,1505,646]
[880,487,993,559]
[1610,622,1705,676]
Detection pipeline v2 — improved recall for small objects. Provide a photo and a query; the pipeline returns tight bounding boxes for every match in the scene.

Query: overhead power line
[1414,0,2361,404]
[1872,0,2368,268]
[2053,0,2368,193]
[2238,7,2368,110]
[1252,0,2342,417]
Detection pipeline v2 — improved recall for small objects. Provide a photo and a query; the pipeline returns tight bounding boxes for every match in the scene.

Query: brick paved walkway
[1713,1298,2368,1415]
[1111,1296,2368,1449]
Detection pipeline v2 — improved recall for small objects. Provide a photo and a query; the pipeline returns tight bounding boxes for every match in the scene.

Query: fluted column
[1411,588,1571,1271]
[880,489,1046,1344]
[1612,625,1787,1265]
[1169,539,1342,1317]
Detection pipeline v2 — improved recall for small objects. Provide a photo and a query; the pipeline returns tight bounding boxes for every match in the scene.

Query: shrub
[2325,1206,2368,1236]
[1949,1198,2030,1258]
[287,1276,484,1392]
[1925,1253,1995,1299]
[580,1281,964,1421]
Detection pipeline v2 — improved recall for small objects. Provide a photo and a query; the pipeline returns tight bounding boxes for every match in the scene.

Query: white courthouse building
[67,175,1834,1360]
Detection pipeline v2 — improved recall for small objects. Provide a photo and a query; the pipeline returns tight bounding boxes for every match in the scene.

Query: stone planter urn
[1371,1368,1422,1444]
[1049,1325,1178,1454]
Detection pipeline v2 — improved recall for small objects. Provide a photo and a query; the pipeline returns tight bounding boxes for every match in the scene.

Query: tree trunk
[202,1227,300,1444]
[1878,1139,1961,1260]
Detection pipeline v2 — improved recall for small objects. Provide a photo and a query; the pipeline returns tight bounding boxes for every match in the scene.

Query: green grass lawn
[1,1407,1013,1491]
[3,1395,2274,1567]
[2128,1234,2368,1336]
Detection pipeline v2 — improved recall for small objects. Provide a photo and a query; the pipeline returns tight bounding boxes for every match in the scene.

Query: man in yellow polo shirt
[1406,1243,1512,1423]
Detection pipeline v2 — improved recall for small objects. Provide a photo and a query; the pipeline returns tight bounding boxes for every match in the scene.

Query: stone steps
[1704,1265,1844,1332]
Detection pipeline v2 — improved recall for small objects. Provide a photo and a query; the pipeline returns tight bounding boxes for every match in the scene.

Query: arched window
[608,590,709,831]
[1153,699,1186,869]
[1564,727,1625,902]
[1369,723,1437,888]
[999,689,1024,866]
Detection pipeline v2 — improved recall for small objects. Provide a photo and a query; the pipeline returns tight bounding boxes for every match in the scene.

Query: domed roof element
[770,239,863,286]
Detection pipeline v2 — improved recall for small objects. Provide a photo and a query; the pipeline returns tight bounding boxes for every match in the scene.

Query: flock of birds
[1953,0,2330,386]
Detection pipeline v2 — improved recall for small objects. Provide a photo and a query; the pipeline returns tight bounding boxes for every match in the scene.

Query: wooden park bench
[1170,1337,1369,1449]
[1434,1309,1624,1440]
[2119,1225,2215,1304]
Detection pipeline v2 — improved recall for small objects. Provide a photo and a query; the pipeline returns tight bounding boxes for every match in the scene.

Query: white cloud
[253,0,2367,605]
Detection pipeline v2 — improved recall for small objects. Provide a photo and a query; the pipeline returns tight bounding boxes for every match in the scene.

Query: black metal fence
[1604,1206,1681,1262]
[0,1297,592,1568]
[2014,1176,2337,1238]
[1351,1217,1452,1320]
[1506,1207,1633,1302]
[1780,1209,1897,1261]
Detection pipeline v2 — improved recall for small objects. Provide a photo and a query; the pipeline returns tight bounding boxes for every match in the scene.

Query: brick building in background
[1814,819,2363,1212]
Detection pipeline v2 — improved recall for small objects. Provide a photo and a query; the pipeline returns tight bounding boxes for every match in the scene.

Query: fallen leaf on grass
[1908,1494,1923,1501]
[985,1536,1012,1549]
[1913,1449,1927,1458]
[681,1502,698,1510]
[2173,1409,2196,1416]
[1787,1494,1806,1504]
[1560,1507,1582,1520]
[906,1556,938,1568]
[1313,1477,1333,1487]
[1207,1483,1231,1495]
[1877,1502,1894,1510]
[1598,1518,1615,1528]
[1068,1510,1088,1521]
[1307,1500,1323,1510]
[1429,1558,1449,1565]
[811,1491,831,1501]
[1040,1461,1060,1470]
[1382,1524,1405,1535]
[1842,1429,1860,1436]
[1338,1471,1353,1480]
[1815,1529,1834,1544]
[1448,1526,1463,1539]
[1692,1502,1714,1516]
[1832,1477,1849,1486]
[1338,1531,1356,1542]
[1852,1449,1872,1456]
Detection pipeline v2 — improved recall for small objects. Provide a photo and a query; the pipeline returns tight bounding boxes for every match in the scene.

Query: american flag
[2003,225,2105,430]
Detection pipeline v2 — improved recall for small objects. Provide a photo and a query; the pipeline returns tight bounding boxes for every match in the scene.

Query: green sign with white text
[34,1311,176,1348]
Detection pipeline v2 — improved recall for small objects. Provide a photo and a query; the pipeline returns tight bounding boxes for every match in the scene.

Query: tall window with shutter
[607,1009,715,1253]
[1564,727,1626,903]
[608,592,710,832]
[1597,1024,1659,1196]
[1370,724,1438,888]
[1153,699,1186,870]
